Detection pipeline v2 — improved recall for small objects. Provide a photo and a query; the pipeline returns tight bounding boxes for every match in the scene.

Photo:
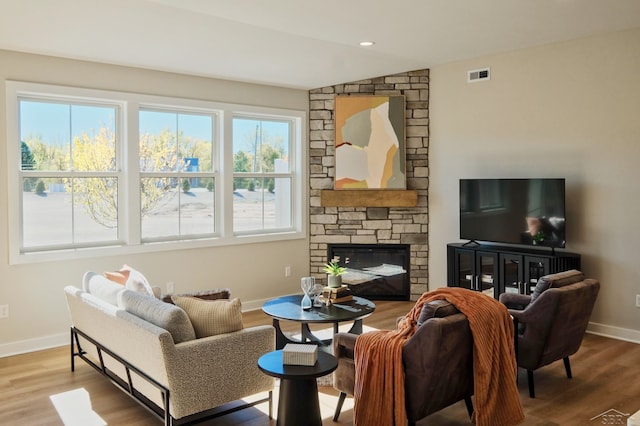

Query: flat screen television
[459,178,566,248]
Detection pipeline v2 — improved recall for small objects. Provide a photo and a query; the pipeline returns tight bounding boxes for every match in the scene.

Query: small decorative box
[282,343,318,366]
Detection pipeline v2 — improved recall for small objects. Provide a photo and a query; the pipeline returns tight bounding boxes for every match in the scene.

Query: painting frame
[334,94,406,190]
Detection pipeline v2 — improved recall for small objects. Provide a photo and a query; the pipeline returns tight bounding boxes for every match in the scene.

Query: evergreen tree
[21,141,35,170]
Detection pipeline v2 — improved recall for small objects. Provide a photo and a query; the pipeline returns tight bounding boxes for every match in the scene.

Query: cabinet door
[523,256,550,295]
[499,253,524,295]
[476,251,498,298]
[452,249,475,290]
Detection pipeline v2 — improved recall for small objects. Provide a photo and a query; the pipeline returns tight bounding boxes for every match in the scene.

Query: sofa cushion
[118,290,196,344]
[172,296,243,338]
[82,272,126,306]
[417,299,459,326]
[531,269,584,302]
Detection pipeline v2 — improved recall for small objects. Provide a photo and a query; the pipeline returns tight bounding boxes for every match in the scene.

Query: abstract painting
[334,95,405,189]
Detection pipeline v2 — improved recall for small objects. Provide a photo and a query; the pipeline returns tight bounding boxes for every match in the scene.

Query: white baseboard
[587,322,640,344]
[0,332,68,358]
[242,297,274,312]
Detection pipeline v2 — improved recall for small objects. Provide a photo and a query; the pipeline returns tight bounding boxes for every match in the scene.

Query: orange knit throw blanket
[353,287,524,426]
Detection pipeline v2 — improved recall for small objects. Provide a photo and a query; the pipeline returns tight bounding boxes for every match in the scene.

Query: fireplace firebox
[327,244,410,301]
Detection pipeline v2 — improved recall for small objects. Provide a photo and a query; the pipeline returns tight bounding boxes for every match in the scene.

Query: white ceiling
[2,0,640,90]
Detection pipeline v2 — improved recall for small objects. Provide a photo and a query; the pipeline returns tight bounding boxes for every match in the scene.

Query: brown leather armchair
[499,269,600,398]
[332,300,474,425]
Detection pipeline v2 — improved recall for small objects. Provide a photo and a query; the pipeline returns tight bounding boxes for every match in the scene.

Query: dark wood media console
[447,242,581,299]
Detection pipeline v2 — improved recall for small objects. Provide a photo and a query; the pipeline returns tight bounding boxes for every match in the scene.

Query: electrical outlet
[284,266,291,277]
[167,282,175,294]
[0,304,8,319]
[636,294,640,308]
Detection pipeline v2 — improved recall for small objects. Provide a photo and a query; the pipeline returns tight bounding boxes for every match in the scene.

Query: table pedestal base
[277,377,321,426]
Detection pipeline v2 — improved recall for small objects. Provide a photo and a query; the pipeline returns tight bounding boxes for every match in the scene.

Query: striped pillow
[172,296,243,338]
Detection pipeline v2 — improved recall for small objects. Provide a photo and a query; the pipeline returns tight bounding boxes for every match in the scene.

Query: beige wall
[0,50,310,356]
[429,27,640,341]
[4,26,640,355]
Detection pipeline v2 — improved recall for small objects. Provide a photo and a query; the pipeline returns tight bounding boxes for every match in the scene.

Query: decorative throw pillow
[118,289,196,344]
[161,288,231,304]
[104,269,130,285]
[125,269,154,296]
[172,296,243,338]
[83,272,126,306]
[108,265,155,297]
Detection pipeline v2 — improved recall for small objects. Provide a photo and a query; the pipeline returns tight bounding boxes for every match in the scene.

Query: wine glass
[311,283,324,307]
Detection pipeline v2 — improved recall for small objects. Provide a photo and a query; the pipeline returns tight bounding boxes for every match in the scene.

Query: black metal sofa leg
[333,392,347,421]
[563,357,572,379]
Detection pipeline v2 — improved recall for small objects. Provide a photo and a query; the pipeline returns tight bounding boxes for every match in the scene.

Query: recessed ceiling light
[359,41,375,47]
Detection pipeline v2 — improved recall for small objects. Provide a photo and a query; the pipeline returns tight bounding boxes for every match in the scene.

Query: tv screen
[459,178,566,248]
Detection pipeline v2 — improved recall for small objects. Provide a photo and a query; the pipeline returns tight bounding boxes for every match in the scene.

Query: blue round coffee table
[262,294,375,349]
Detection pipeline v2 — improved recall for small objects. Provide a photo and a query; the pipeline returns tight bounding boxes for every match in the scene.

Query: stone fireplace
[308,69,429,301]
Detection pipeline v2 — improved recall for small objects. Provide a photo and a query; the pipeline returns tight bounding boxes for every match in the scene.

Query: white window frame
[231,113,297,236]
[6,81,307,264]
[137,106,220,243]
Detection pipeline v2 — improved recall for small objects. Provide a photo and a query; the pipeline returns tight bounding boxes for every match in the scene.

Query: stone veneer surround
[308,69,429,301]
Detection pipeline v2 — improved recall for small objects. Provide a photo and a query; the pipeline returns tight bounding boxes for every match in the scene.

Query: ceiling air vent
[467,67,490,83]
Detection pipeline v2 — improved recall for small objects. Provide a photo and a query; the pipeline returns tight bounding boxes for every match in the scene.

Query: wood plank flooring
[0,300,638,425]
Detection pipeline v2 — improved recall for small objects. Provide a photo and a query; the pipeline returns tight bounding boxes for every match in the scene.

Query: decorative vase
[327,274,342,288]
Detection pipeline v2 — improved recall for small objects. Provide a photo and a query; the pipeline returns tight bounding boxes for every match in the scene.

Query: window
[232,116,292,233]
[18,99,122,251]
[139,109,217,241]
[6,82,306,263]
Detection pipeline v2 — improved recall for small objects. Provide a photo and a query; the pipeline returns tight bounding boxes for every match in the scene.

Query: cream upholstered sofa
[64,272,275,425]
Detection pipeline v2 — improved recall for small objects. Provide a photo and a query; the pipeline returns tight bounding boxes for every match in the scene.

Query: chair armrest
[333,332,358,395]
[333,332,358,360]
[499,293,531,310]
[507,308,527,323]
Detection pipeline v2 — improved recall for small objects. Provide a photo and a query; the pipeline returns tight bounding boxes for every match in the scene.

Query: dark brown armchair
[499,269,600,398]
[332,300,474,425]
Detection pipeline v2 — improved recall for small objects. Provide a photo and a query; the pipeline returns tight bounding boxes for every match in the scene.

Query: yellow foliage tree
[68,127,118,228]
[69,127,204,228]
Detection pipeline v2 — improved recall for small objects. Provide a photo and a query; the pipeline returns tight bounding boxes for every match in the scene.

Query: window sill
[10,231,305,265]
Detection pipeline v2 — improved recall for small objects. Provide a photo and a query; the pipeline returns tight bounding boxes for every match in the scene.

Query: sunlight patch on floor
[288,324,380,341]
[50,388,106,426]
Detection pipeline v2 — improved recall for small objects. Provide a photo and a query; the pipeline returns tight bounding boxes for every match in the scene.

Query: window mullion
[125,101,141,245]
[222,111,234,238]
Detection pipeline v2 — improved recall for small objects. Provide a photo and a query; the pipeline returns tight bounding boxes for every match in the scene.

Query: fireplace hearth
[327,244,410,301]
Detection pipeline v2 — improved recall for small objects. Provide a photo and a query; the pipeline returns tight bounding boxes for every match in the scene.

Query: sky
[19,100,290,155]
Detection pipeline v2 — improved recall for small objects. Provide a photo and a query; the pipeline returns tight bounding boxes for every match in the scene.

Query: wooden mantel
[320,189,418,207]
